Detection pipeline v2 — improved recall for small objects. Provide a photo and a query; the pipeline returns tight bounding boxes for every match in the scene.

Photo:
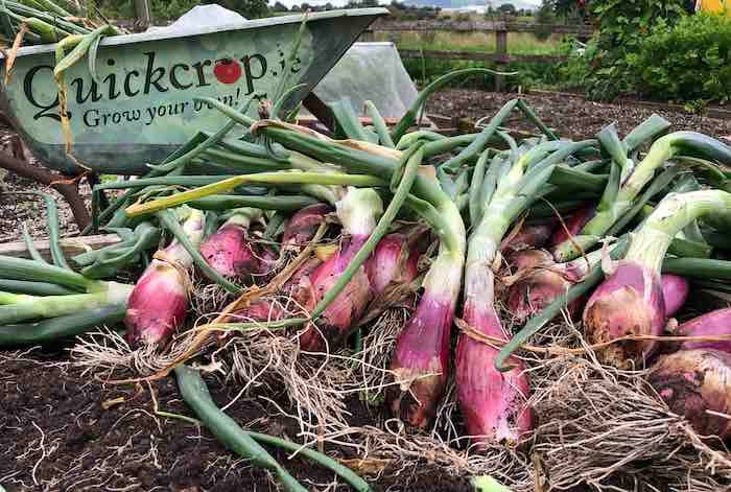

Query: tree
[215,0,270,19]
[497,3,516,15]
[542,0,590,20]
[272,1,288,12]
[534,0,557,40]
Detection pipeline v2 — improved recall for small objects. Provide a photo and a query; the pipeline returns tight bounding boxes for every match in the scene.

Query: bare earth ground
[1,89,730,491]
[427,89,731,140]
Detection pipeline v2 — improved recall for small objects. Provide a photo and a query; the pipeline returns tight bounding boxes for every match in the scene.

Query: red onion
[386,171,467,429]
[661,273,689,318]
[456,290,532,444]
[389,286,457,428]
[507,248,555,273]
[500,221,556,254]
[298,189,382,352]
[124,261,189,347]
[648,349,731,439]
[677,308,731,353]
[125,210,205,347]
[584,190,731,368]
[583,261,665,368]
[200,228,258,281]
[366,233,420,295]
[548,205,596,248]
[282,203,331,250]
[504,249,601,323]
[229,299,285,324]
[506,268,583,323]
[298,240,373,351]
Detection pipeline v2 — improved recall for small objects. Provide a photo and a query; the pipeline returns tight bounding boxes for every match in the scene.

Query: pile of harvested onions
[2,68,731,491]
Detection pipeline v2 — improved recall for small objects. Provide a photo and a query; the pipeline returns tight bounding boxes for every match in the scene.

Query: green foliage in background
[97,0,270,20]
[560,6,730,105]
[578,0,687,101]
[402,56,561,93]
[626,13,731,104]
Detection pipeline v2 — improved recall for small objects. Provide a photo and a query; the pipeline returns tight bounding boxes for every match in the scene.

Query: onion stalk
[553,132,731,262]
[0,282,131,325]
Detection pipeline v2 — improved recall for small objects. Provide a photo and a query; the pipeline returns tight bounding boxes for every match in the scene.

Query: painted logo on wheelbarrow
[22,45,301,128]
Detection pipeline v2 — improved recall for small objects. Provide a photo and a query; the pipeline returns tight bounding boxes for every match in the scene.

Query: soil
[0,130,85,244]
[426,89,731,140]
[0,350,473,492]
[1,89,730,491]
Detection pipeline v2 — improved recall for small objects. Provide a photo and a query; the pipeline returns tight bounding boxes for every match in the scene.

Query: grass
[374,30,564,55]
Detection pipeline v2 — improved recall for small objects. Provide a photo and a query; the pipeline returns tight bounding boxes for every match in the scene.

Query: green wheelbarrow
[0,8,387,175]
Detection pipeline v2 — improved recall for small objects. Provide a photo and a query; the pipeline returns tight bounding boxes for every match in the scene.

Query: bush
[558,0,688,101]
[626,14,731,103]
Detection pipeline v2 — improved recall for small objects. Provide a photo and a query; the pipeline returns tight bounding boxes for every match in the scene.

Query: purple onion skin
[506,269,583,323]
[648,349,731,439]
[199,224,259,281]
[661,274,689,318]
[501,221,556,254]
[124,261,188,347]
[282,204,331,249]
[456,300,532,445]
[298,236,372,352]
[548,205,596,249]
[583,261,666,368]
[507,249,555,273]
[677,308,731,353]
[366,233,420,295]
[388,293,455,429]
[254,245,280,284]
[228,300,285,324]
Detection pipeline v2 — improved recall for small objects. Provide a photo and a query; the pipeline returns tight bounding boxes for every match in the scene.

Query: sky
[273,0,542,9]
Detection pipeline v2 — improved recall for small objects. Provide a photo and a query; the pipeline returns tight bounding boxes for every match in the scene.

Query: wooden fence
[361,19,595,91]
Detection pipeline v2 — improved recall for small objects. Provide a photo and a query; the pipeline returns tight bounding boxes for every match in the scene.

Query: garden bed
[2,89,731,491]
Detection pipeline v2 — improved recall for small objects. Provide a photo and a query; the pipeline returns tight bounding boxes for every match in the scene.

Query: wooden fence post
[135,0,151,31]
[360,29,375,42]
[494,29,508,92]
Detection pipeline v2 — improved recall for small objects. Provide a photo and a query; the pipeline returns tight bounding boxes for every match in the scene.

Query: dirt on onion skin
[0,350,473,492]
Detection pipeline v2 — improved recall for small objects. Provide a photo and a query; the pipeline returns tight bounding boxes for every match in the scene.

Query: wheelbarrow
[0,8,386,175]
[0,7,386,228]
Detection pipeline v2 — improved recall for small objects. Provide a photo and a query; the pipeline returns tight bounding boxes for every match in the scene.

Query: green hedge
[626,13,731,103]
[560,12,730,104]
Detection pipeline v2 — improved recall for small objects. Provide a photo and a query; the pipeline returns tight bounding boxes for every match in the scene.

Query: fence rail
[362,19,589,91]
[397,49,564,64]
[369,19,595,37]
